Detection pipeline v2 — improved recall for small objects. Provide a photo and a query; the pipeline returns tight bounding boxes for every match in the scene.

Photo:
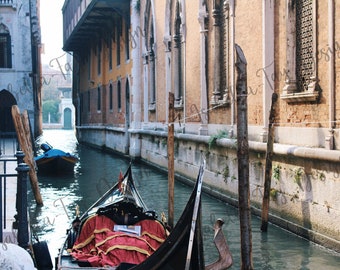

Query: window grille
[282,0,318,102]
[296,0,313,92]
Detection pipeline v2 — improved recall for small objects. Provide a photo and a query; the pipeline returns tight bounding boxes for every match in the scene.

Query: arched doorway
[0,90,17,134]
[63,108,72,129]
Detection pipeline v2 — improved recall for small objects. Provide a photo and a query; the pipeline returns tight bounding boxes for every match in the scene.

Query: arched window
[109,84,113,111]
[125,22,130,61]
[97,86,101,111]
[97,41,102,75]
[117,80,122,111]
[116,19,121,66]
[109,34,113,70]
[0,24,12,68]
[282,0,319,102]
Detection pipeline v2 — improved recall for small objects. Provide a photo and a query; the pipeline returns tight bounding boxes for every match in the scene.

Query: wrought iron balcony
[62,0,130,52]
[0,0,16,7]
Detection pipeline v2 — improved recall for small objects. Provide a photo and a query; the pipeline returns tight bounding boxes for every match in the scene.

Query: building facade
[0,0,42,137]
[58,87,75,129]
[63,0,340,252]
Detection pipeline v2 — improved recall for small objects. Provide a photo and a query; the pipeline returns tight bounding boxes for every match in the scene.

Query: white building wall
[0,1,35,123]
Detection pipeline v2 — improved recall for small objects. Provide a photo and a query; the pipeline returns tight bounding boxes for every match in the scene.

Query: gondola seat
[70,214,167,267]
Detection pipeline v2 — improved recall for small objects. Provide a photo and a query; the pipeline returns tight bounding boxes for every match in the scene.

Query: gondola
[34,143,78,175]
[56,162,233,269]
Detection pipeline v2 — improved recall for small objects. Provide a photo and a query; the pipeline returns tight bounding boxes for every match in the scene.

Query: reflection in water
[29,130,340,269]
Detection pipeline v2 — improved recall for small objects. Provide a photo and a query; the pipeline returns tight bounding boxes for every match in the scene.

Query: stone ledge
[281,91,319,103]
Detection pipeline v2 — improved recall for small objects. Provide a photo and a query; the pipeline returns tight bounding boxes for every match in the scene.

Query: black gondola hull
[57,164,205,269]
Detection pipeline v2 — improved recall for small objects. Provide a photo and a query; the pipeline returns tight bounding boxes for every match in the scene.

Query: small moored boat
[34,143,78,175]
[56,162,232,269]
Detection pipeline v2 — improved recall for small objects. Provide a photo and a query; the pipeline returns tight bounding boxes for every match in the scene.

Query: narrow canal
[28,129,340,269]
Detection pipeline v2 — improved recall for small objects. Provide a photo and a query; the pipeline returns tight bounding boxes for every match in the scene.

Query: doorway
[0,90,17,134]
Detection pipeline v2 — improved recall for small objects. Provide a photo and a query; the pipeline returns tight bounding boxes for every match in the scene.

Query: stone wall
[77,126,340,252]
[137,130,340,252]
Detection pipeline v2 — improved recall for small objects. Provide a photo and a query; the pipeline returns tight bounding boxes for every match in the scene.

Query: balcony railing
[0,0,15,6]
[62,0,94,47]
[62,0,130,52]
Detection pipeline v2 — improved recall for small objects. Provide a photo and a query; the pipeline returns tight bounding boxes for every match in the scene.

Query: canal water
[28,129,340,269]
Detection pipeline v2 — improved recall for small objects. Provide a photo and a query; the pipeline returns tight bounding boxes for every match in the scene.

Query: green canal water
[28,129,340,269]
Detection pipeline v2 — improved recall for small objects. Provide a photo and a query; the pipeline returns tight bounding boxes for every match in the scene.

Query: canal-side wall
[77,126,127,153]
[138,131,340,251]
[76,127,340,252]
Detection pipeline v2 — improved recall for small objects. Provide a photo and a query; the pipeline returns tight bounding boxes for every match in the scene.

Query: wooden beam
[235,44,253,270]
[261,93,278,232]
[11,105,43,206]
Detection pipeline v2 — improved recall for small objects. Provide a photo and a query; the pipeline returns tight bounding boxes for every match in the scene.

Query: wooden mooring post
[235,44,254,270]
[167,92,175,229]
[11,105,43,206]
[260,93,278,232]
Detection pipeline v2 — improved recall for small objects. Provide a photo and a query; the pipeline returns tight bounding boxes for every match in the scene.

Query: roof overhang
[63,0,130,53]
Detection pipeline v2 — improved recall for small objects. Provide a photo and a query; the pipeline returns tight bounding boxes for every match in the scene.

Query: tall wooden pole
[168,92,175,228]
[261,93,278,232]
[235,44,253,270]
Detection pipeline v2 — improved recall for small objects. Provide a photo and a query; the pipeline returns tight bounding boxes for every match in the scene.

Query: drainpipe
[164,0,172,127]
[261,0,274,142]
[198,1,208,136]
[229,0,235,133]
[130,0,142,156]
[326,0,335,150]
[29,0,42,137]
[181,0,186,133]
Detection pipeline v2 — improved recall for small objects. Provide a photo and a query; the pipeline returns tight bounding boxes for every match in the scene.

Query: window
[116,20,121,66]
[117,80,122,111]
[109,84,113,111]
[97,41,102,75]
[210,0,230,106]
[296,0,314,92]
[109,35,113,70]
[97,87,101,111]
[282,0,318,102]
[125,22,130,61]
[0,24,12,68]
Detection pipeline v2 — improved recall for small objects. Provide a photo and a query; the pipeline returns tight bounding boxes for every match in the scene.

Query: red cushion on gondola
[70,215,167,267]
